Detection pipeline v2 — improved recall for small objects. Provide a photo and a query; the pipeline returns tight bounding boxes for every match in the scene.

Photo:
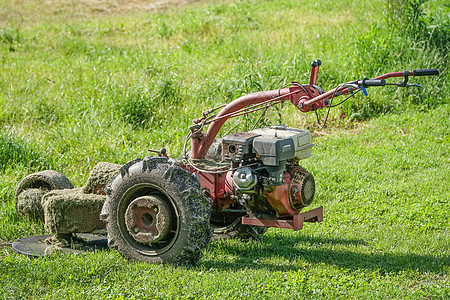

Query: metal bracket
[242,206,323,231]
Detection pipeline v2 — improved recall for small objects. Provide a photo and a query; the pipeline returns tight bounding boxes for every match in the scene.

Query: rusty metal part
[289,167,315,210]
[264,166,315,217]
[125,195,173,244]
[191,88,291,159]
[242,206,323,231]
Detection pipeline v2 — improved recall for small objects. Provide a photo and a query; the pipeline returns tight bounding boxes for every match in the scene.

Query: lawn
[0,0,449,298]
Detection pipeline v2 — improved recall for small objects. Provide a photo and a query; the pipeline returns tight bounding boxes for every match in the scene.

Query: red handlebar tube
[373,71,413,80]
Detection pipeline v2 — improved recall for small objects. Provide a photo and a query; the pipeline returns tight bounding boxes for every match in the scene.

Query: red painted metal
[300,86,345,111]
[374,71,413,80]
[264,171,299,217]
[190,85,327,159]
[191,89,291,159]
[203,100,283,125]
[224,171,234,200]
[263,166,313,217]
[125,196,172,243]
[242,206,323,231]
[184,165,233,211]
[309,66,319,86]
[289,86,327,112]
[186,67,430,230]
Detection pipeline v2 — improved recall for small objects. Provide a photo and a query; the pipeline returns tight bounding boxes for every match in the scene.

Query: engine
[221,125,315,218]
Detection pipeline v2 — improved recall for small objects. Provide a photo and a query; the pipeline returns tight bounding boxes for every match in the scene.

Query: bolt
[202,189,211,197]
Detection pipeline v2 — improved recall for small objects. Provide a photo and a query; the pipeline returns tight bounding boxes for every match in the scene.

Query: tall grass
[341,0,448,118]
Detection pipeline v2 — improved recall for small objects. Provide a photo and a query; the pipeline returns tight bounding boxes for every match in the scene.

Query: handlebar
[413,69,439,76]
[360,78,386,87]
[302,68,439,108]
[299,67,439,127]
[189,64,441,157]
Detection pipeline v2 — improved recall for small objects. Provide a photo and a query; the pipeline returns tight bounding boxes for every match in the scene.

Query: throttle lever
[386,71,423,88]
[397,71,409,87]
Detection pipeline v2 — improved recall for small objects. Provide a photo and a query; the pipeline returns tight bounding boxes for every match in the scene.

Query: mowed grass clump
[0,0,449,298]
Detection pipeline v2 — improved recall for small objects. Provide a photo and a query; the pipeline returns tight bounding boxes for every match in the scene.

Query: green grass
[0,0,449,298]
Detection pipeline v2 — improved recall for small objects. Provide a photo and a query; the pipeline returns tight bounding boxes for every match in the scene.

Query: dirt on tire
[101,156,212,265]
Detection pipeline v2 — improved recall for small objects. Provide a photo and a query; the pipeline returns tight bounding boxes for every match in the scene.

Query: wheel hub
[125,195,173,243]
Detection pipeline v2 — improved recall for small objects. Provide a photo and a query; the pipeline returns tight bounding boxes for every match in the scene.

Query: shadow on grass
[202,234,449,274]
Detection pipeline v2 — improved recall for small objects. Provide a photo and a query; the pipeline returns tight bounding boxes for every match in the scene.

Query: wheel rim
[125,195,173,243]
[117,183,179,256]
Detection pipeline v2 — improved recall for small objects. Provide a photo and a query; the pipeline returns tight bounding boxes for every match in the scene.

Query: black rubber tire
[101,157,212,265]
[15,170,74,220]
[211,214,268,242]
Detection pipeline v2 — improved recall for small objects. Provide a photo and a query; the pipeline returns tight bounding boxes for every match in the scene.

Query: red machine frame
[184,63,438,229]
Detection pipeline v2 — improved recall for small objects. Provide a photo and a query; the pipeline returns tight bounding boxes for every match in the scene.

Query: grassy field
[1,0,449,298]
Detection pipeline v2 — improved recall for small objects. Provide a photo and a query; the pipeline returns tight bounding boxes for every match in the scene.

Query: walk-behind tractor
[13,61,439,264]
